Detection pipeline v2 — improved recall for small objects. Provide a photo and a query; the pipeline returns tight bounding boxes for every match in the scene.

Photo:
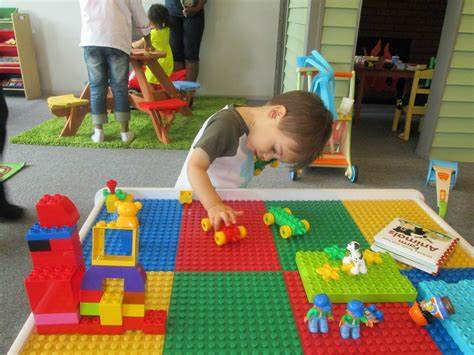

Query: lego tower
[24,194,85,326]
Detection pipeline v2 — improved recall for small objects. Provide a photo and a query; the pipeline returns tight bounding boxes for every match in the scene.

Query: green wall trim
[436,117,474,133]
[432,133,474,148]
[430,148,474,161]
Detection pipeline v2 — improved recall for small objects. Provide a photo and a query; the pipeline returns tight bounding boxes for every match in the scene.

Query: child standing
[130,4,174,89]
[175,90,333,229]
[79,0,151,143]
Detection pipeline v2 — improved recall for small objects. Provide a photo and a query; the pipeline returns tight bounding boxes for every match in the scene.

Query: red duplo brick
[25,266,85,313]
[49,230,81,251]
[80,289,103,303]
[36,312,167,335]
[282,271,441,354]
[143,310,167,334]
[36,316,123,335]
[124,292,145,304]
[30,249,84,269]
[36,194,79,228]
[123,316,144,330]
[79,289,144,304]
[175,200,281,272]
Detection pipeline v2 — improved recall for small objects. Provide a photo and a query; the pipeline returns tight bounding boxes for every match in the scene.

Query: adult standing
[79,0,151,143]
[165,0,206,83]
[0,87,23,220]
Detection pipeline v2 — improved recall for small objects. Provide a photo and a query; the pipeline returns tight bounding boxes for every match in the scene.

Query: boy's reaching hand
[207,203,243,230]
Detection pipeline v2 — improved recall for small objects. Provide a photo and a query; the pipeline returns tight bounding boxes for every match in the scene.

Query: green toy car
[263,206,310,239]
[254,158,279,176]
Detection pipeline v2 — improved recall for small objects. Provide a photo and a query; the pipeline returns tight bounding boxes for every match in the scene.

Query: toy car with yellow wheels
[263,206,310,239]
[201,218,248,246]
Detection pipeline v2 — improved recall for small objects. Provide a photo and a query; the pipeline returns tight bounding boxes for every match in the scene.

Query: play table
[9,188,474,354]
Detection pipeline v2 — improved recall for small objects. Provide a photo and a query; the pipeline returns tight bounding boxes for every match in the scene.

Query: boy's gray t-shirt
[174,105,254,189]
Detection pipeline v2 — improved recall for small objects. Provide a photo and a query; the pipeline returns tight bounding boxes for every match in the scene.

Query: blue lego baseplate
[402,268,474,354]
[424,317,463,355]
[81,199,182,271]
[26,224,76,241]
[402,268,474,289]
[418,279,474,355]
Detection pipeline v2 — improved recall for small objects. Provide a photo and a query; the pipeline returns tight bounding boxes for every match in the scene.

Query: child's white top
[79,0,150,55]
[175,105,254,189]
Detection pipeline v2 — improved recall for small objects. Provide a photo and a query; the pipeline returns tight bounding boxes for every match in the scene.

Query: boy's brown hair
[268,90,333,169]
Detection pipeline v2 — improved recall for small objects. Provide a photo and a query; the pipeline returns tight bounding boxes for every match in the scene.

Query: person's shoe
[121,131,135,143]
[91,128,104,143]
[0,202,24,220]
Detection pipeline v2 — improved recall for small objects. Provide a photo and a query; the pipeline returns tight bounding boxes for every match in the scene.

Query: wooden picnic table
[54,49,191,144]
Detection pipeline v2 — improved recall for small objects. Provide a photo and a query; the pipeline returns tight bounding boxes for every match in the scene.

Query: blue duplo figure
[304,293,333,333]
[339,300,373,340]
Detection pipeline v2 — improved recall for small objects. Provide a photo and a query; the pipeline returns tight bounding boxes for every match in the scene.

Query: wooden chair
[392,69,434,141]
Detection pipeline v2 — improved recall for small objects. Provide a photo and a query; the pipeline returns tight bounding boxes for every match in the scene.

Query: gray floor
[1,96,472,352]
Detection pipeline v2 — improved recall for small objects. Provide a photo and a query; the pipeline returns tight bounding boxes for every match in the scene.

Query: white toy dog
[342,241,367,275]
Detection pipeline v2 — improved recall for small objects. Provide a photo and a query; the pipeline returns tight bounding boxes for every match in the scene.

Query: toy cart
[292,67,358,183]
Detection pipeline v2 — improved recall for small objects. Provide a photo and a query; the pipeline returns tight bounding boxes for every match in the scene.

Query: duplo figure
[304,293,333,333]
[339,300,373,339]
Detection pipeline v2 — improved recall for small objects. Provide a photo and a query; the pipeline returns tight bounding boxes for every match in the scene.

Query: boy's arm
[187,148,242,229]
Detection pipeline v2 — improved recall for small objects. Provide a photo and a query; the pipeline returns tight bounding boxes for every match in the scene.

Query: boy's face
[246,105,299,164]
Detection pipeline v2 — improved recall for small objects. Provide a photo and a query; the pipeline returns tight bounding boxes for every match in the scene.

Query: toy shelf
[0,8,41,99]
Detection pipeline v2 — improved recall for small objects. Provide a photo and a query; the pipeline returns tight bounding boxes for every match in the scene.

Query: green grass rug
[10,96,246,150]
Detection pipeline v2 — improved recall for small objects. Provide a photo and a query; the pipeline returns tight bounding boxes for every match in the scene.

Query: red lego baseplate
[176,200,281,271]
[282,271,441,354]
[36,310,166,335]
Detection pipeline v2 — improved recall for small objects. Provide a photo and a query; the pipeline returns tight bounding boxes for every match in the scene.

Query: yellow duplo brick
[99,289,124,326]
[343,199,474,269]
[104,278,125,292]
[179,190,193,204]
[123,303,145,317]
[145,272,174,311]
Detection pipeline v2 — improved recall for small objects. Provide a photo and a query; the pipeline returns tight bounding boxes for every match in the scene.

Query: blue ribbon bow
[298,50,337,120]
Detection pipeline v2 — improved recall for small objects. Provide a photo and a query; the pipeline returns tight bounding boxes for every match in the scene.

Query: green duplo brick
[264,200,369,270]
[164,272,302,354]
[80,302,100,316]
[296,251,417,303]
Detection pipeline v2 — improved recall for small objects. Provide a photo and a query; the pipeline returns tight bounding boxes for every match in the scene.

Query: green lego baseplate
[296,251,418,303]
[164,272,302,353]
[264,201,369,270]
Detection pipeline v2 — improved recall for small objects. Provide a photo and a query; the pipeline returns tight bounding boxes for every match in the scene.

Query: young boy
[79,0,152,143]
[175,90,333,229]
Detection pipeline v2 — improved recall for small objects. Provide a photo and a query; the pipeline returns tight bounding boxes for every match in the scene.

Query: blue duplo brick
[26,223,76,241]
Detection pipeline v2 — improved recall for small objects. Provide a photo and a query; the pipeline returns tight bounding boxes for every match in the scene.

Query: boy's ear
[269,105,287,120]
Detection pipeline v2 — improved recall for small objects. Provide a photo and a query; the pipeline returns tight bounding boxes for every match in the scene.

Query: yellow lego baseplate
[145,272,174,311]
[21,332,165,354]
[343,200,474,269]
[47,94,89,110]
